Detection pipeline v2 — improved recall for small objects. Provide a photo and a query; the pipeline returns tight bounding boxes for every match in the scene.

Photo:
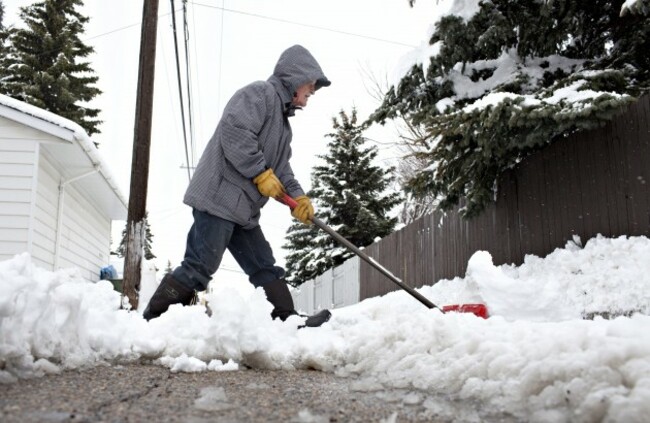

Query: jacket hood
[270,45,331,103]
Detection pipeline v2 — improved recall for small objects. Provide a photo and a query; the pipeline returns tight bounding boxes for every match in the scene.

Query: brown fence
[360,95,650,301]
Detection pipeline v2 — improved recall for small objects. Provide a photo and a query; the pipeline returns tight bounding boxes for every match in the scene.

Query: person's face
[292,81,316,108]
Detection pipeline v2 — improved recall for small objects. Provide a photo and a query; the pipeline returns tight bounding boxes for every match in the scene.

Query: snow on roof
[0,93,127,219]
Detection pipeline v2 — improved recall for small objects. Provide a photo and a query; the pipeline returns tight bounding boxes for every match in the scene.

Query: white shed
[0,94,127,282]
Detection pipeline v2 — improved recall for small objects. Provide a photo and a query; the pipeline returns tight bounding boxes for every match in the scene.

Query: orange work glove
[253,168,285,199]
[291,195,314,225]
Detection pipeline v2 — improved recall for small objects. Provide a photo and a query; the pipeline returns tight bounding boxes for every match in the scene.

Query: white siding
[332,258,360,308]
[0,115,58,142]
[0,122,37,260]
[0,108,124,283]
[313,268,334,311]
[32,156,58,269]
[292,280,314,315]
[56,184,111,281]
[291,257,361,314]
[34,152,111,281]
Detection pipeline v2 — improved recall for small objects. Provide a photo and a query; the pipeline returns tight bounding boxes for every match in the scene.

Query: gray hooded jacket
[183,45,330,229]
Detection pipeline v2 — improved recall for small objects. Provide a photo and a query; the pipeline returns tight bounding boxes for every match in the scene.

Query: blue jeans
[172,209,285,291]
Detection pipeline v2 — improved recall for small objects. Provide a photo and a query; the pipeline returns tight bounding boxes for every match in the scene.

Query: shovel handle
[280,194,299,209]
[278,194,439,310]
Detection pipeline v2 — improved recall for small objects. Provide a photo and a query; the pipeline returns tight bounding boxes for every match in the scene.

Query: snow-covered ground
[1,235,649,422]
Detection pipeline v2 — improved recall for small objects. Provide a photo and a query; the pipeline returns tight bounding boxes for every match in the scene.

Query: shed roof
[0,94,127,219]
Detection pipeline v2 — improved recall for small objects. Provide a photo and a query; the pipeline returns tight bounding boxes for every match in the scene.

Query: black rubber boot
[262,279,299,321]
[262,279,332,327]
[143,273,196,321]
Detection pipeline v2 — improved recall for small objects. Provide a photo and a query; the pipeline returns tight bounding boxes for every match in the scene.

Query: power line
[169,0,192,183]
[158,33,186,171]
[81,4,415,49]
[189,1,417,48]
[85,22,142,41]
[85,10,175,42]
[182,0,197,170]
[190,1,205,147]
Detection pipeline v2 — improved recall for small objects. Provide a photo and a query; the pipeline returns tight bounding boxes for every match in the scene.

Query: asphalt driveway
[0,363,516,422]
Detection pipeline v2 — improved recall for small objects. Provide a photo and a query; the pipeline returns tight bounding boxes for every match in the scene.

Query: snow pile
[1,236,650,421]
[427,235,650,321]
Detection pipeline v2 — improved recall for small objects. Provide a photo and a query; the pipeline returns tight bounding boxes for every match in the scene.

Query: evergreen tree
[370,0,650,217]
[0,0,102,136]
[0,1,8,81]
[114,213,156,261]
[283,108,401,286]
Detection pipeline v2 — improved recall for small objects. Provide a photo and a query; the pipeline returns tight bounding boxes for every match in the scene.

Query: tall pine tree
[0,1,8,79]
[371,0,650,217]
[0,0,102,135]
[283,108,401,286]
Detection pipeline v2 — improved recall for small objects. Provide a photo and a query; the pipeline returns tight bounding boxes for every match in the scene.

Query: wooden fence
[360,95,650,300]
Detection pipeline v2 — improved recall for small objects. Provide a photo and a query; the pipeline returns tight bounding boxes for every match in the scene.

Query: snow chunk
[159,353,207,372]
[208,358,239,371]
[194,386,233,411]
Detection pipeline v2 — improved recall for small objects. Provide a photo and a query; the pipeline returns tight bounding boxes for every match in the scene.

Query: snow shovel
[280,194,488,318]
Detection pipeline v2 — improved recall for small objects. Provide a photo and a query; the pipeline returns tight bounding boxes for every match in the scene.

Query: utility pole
[123,0,159,310]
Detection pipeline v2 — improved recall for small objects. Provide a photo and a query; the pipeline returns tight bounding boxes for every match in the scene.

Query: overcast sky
[3,0,439,288]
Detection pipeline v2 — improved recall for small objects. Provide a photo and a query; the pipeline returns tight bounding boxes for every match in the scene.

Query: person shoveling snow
[144,44,331,328]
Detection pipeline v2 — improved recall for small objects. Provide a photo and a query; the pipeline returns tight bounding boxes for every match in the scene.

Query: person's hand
[253,169,285,199]
[291,195,314,224]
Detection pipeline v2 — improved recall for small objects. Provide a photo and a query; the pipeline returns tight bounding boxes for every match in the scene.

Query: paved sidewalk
[0,363,515,422]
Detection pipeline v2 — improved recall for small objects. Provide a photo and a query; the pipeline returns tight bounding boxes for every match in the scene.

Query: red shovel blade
[442,303,489,318]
